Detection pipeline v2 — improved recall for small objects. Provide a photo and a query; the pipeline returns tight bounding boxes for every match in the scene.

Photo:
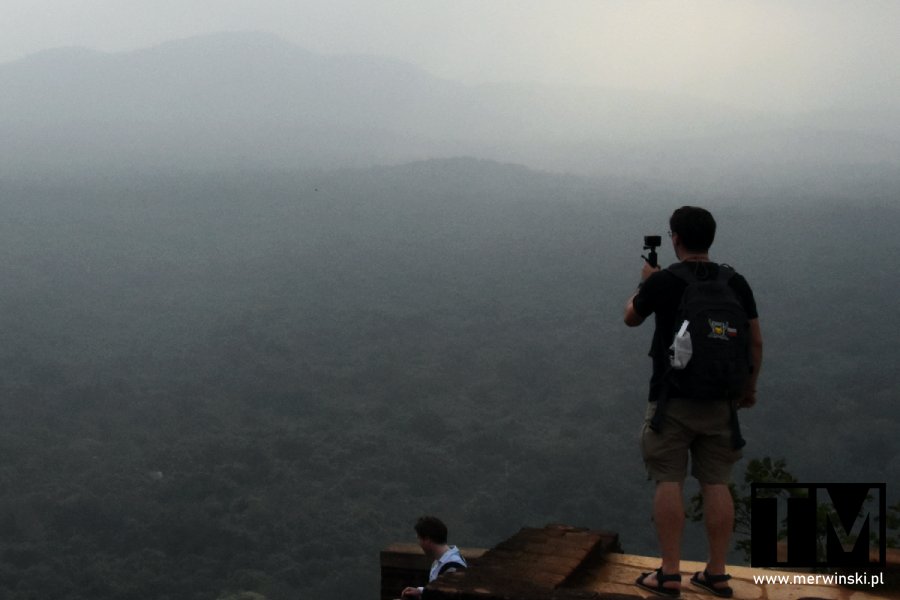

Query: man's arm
[623,293,645,327]
[624,262,660,326]
[740,318,763,408]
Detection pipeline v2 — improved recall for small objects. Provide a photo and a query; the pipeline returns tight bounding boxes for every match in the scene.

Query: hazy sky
[2,0,899,111]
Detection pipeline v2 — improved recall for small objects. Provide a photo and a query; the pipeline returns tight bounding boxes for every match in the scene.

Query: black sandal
[690,570,733,598]
[636,568,682,598]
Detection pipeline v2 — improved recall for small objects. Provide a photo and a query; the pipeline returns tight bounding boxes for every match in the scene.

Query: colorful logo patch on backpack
[707,319,738,340]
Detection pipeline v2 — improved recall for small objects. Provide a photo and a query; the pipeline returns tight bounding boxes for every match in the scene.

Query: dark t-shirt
[632,261,759,403]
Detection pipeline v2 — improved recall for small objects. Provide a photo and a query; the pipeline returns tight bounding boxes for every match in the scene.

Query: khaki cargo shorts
[640,398,742,484]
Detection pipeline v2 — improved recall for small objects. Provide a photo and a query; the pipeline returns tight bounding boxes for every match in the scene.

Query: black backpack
[665,262,752,402]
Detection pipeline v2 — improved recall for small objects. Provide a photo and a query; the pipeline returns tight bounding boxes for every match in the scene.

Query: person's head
[669,206,716,253]
[414,516,448,556]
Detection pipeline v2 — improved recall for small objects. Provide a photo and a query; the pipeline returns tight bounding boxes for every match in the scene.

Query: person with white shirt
[400,516,468,599]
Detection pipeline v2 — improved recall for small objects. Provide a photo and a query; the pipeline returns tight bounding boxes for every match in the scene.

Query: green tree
[886,501,900,548]
[690,458,900,564]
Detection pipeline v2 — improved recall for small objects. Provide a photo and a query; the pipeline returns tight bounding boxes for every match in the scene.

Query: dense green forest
[0,159,897,599]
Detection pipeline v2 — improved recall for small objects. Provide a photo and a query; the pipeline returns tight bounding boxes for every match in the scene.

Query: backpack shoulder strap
[668,261,736,285]
[664,261,695,283]
[716,263,736,283]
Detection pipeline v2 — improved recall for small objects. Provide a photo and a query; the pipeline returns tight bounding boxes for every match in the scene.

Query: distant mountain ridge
[2,31,899,191]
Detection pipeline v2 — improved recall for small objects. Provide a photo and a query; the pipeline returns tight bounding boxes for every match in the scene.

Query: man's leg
[655,481,685,576]
[700,482,734,579]
[689,399,741,587]
[639,401,689,591]
[638,480,684,591]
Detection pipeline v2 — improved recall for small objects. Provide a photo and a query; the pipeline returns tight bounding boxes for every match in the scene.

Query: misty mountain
[2,31,899,191]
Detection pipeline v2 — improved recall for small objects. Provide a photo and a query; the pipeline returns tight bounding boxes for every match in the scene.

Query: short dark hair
[669,206,716,251]
[415,516,448,544]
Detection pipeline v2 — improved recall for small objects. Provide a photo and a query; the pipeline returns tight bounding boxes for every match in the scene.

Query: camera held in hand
[642,235,662,268]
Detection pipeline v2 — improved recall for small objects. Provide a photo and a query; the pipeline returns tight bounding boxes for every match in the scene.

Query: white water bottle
[670,320,692,369]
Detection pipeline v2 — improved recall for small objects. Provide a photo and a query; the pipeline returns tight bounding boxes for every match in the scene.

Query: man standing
[400,516,468,599]
[624,206,763,598]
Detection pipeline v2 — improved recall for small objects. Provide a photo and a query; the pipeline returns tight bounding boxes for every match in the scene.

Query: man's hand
[740,319,763,409]
[401,587,422,599]
[641,260,660,282]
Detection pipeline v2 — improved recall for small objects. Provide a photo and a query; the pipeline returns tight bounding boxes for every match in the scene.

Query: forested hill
[0,159,897,599]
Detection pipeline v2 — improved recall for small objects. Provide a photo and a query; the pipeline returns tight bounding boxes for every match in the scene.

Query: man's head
[669,206,716,253]
[414,516,448,557]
